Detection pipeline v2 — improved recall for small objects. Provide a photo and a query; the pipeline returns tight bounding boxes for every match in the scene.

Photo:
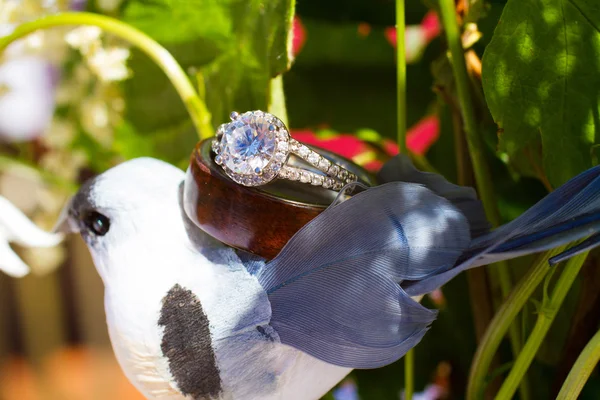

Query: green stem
[0,12,212,139]
[438,2,528,397]
[466,247,566,399]
[268,75,289,126]
[496,252,589,399]
[396,0,407,154]
[437,0,498,225]
[556,327,600,400]
[405,348,414,400]
[396,3,412,397]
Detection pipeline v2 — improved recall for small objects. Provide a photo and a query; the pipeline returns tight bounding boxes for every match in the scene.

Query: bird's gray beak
[52,197,79,234]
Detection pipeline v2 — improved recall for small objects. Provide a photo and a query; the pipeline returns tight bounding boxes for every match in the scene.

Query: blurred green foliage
[121,0,295,167]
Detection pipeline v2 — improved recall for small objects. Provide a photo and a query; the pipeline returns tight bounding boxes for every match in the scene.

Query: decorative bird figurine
[53,154,600,400]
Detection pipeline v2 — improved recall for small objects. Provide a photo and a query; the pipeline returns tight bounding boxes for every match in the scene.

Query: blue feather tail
[404,165,600,296]
[256,182,469,368]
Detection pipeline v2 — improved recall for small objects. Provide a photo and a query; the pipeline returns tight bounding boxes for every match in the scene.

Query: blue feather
[256,182,467,368]
[378,154,490,237]
[404,164,600,296]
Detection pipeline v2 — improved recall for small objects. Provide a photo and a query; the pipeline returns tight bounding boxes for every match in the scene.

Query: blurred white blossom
[0,0,130,275]
[64,26,101,50]
[87,47,130,81]
[0,56,56,140]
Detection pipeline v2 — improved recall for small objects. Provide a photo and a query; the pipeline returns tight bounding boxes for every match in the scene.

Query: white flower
[0,195,63,277]
[0,56,57,140]
[87,47,130,82]
[65,26,102,50]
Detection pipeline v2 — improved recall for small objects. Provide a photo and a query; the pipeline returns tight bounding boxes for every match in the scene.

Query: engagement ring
[212,110,360,191]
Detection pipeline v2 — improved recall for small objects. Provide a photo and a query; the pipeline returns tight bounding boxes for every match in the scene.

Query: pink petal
[406,115,440,155]
[363,160,384,172]
[381,115,440,156]
[384,11,441,52]
[421,11,441,42]
[384,26,397,47]
[291,131,368,160]
[291,17,307,57]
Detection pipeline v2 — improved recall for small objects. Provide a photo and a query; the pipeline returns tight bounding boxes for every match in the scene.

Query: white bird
[55,158,353,399]
[55,155,600,400]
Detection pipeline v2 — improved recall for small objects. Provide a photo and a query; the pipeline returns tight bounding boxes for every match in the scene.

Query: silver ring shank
[279,139,358,190]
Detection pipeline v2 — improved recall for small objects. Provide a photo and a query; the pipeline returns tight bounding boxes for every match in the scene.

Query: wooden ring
[183,139,375,259]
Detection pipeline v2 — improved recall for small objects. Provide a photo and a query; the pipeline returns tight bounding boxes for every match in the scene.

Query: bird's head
[55,157,188,284]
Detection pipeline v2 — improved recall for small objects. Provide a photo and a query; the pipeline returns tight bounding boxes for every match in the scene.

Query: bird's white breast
[102,244,350,400]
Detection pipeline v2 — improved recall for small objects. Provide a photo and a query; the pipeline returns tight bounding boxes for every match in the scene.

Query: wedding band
[185,139,375,259]
[212,110,360,191]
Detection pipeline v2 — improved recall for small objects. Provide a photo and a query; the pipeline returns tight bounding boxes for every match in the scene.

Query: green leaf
[482,0,600,186]
[123,0,232,46]
[122,0,295,132]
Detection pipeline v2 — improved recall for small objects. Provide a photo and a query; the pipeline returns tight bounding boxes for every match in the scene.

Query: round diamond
[299,172,311,183]
[278,141,289,152]
[308,152,320,165]
[274,151,287,162]
[318,158,331,170]
[298,146,310,157]
[311,175,324,186]
[323,177,334,189]
[277,131,287,141]
[219,112,278,175]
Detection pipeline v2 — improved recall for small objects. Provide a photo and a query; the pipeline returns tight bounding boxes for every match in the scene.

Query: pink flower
[384,115,441,156]
[385,11,441,63]
[290,114,440,172]
[421,11,442,42]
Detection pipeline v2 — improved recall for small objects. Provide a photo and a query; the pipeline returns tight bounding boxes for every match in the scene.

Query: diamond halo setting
[212,110,359,190]
[213,111,290,187]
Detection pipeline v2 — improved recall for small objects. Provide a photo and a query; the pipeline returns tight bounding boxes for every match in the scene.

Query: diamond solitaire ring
[212,110,360,190]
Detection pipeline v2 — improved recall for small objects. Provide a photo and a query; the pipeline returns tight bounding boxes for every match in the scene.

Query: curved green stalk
[438,0,494,218]
[557,327,600,400]
[0,12,212,139]
[438,1,531,398]
[396,0,407,154]
[496,252,589,399]
[466,246,566,399]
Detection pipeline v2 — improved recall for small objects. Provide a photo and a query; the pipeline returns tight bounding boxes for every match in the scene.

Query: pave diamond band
[211,110,359,191]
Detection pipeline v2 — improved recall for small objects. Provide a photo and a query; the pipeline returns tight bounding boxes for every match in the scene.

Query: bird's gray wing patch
[159,284,222,399]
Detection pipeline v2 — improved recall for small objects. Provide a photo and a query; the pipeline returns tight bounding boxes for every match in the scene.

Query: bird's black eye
[82,211,110,236]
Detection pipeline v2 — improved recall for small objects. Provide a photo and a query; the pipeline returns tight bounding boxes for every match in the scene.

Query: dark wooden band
[183,139,374,260]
